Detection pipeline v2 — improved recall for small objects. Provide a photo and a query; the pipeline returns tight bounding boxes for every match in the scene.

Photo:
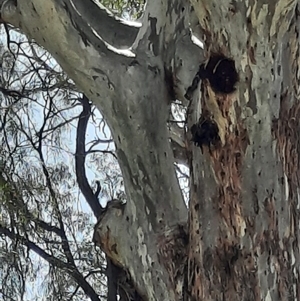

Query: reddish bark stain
[157,225,188,297]
[272,91,300,190]
[188,71,257,301]
[205,89,249,237]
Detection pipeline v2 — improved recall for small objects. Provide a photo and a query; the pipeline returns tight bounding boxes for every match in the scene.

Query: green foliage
[100,0,145,19]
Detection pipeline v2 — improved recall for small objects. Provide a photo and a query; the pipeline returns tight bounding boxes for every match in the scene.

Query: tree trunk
[1,0,299,300]
[187,1,300,300]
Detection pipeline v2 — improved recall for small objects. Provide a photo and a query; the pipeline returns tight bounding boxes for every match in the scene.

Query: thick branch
[133,0,191,59]
[68,0,140,48]
[0,0,132,115]
[0,1,190,301]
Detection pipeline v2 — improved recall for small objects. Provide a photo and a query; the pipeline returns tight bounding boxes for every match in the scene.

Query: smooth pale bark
[0,0,191,300]
[1,0,299,301]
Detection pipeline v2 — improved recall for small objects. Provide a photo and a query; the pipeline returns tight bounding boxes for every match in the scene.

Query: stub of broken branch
[93,199,126,267]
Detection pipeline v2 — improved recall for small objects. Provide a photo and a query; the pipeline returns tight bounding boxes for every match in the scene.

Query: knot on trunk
[191,113,221,152]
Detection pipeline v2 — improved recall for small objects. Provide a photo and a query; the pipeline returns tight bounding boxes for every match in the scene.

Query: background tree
[0,7,137,299]
[0,1,299,301]
[0,31,114,300]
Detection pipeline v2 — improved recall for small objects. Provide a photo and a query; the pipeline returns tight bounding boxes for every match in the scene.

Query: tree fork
[1,0,299,301]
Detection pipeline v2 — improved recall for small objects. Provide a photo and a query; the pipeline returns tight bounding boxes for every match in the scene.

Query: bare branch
[76,95,104,218]
[86,138,114,153]
[0,225,101,301]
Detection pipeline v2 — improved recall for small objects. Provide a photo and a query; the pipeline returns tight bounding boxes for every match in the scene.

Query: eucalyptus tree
[0,34,115,300]
[0,1,299,301]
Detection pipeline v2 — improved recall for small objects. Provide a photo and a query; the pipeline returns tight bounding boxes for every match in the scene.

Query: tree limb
[1,1,190,300]
[0,0,132,116]
[133,0,191,60]
[76,95,104,218]
[76,96,123,301]
[33,98,77,268]
[68,0,140,48]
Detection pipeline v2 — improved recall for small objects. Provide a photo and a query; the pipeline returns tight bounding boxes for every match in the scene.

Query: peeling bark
[188,1,300,301]
[1,0,299,301]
